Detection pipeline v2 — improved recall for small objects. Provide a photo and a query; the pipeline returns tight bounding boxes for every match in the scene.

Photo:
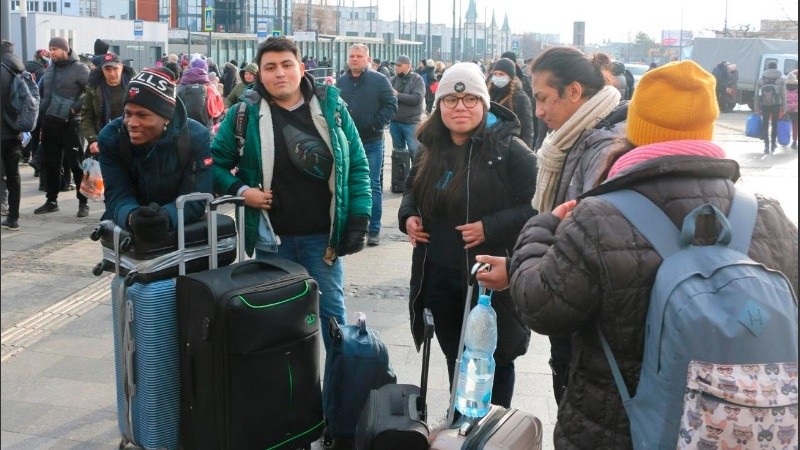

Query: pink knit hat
[607,140,726,179]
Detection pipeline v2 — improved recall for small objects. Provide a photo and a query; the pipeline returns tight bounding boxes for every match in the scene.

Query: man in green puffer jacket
[211,36,371,353]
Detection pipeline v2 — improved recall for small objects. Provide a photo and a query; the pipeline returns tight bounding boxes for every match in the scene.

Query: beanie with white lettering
[124,67,177,119]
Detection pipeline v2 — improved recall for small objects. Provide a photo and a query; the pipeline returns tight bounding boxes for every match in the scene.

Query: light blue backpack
[596,189,798,449]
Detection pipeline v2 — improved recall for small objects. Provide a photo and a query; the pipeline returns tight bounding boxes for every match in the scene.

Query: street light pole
[451,0,456,63]
[19,0,28,61]
[723,0,729,36]
[426,0,431,60]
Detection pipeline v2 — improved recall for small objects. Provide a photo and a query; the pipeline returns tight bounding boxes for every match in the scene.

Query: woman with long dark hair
[398,62,537,411]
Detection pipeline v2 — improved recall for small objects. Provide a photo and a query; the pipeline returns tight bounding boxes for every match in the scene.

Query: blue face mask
[492,75,510,88]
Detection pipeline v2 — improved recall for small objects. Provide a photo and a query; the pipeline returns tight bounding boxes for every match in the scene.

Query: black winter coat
[38,50,90,125]
[399,102,537,363]
[509,155,799,449]
[1,51,26,139]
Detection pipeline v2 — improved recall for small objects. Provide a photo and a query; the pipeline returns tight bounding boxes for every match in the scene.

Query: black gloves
[129,202,171,244]
[339,215,369,256]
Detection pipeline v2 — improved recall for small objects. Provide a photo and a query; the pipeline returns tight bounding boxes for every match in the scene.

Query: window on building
[64,2,70,7]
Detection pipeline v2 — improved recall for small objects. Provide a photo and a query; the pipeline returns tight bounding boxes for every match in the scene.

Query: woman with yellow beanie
[503,60,798,449]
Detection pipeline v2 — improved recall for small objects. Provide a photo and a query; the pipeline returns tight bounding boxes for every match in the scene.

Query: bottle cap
[478,294,491,305]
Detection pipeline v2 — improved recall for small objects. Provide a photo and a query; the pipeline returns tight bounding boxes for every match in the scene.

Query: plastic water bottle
[455,293,497,418]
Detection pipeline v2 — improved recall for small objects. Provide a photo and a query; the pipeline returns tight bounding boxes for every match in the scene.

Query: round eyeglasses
[441,95,480,109]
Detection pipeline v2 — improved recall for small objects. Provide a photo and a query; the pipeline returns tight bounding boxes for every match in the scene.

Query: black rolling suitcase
[353,308,435,450]
[390,148,411,193]
[176,196,324,450]
[91,209,238,283]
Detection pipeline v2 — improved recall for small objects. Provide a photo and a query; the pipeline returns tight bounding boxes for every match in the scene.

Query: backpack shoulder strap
[726,190,758,254]
[234,101,248,156]
[597,189,681,258]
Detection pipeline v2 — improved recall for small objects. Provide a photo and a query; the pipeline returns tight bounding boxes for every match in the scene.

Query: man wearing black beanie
[97,67,213,240]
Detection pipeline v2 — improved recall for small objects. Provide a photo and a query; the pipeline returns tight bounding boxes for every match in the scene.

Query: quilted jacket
[509,154,798,449]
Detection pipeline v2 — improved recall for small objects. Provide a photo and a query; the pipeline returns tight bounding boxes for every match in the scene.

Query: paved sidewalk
[1,152,557,449]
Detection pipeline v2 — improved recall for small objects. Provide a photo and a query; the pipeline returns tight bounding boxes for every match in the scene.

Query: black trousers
[421,260,516,410]
[761,105,781,147]
[1,138,22,220]
[40,122,86,204]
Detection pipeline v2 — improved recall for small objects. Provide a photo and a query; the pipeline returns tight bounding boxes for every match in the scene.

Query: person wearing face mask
[98,67,213,241]
[488,58,534,149]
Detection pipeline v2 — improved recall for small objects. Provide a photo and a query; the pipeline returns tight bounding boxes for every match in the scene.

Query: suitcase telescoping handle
[419,308,435,422]
[176,193,214,275]
[446,262,488,426]
[208,195,246,268]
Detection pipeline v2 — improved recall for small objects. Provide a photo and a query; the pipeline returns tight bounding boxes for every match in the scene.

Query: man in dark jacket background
[220,60,240,97]
[1,40,27,230]
[337,44,397,246]
[23,49,49,166]
[33,36,90,217]
[389,55,425,162]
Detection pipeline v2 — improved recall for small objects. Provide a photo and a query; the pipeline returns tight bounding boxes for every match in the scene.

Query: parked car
[624,63,650,89]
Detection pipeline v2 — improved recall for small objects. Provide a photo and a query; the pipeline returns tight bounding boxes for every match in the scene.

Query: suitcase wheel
[124,271,138,287]
[92,262,105,276]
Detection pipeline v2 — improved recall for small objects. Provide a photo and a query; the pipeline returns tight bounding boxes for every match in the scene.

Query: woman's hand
[456,220,485,249]
[552,200,577,220]
[475,255,510,291]
[242,187,274,210]
[406,216,430,248]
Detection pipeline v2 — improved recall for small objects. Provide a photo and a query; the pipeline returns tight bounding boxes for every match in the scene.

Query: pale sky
[364,0,797,44]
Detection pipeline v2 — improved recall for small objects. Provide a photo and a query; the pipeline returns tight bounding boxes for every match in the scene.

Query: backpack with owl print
[595,189,798,450]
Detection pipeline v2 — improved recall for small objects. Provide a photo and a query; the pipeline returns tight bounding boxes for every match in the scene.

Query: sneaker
[1,203,8,216]
[34,201,59,214]
[1,217,19,231]
[69,181,76,191]
[367,232,380,246]
[77,203,89,218]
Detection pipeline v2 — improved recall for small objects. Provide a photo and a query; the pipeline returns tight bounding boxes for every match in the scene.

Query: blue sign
[512,40,519,50]
[257,20,268,38]
[204,8,214,32]
[133,20,143,38]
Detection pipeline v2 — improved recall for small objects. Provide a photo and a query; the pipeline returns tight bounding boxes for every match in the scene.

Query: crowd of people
[1,34,797,449]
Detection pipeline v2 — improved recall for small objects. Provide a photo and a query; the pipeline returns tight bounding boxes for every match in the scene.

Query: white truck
[689,37,797,111]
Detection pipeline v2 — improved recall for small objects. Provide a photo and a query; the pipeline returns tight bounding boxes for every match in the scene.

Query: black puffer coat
[509,155,798,449]
[399,102,537,363]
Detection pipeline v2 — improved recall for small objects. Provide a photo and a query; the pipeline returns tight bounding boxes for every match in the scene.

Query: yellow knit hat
[627,60,719,147]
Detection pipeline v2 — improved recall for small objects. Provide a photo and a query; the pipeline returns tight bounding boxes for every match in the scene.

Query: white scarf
[531,85,621,213]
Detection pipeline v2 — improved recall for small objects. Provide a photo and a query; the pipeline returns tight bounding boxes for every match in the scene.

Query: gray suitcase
[431,263,543,450]
[430,405,542,450]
